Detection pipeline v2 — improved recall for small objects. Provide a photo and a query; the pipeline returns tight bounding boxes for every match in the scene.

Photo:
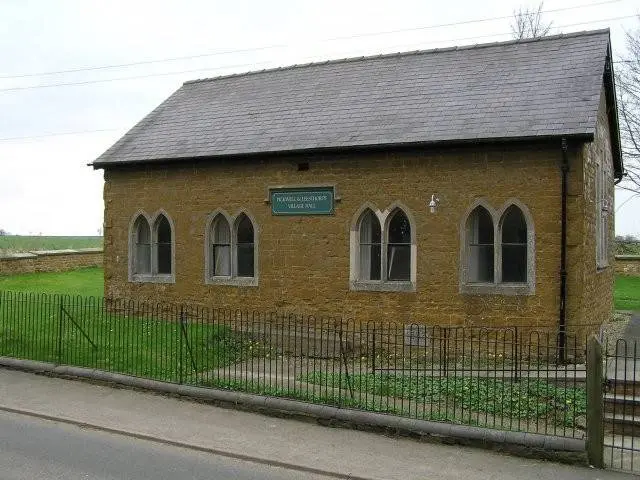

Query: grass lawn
[0,290,246,382]
[615,275,640,312]
[0,267,104,297]
[0,268,250,382]
[0,235,102,254]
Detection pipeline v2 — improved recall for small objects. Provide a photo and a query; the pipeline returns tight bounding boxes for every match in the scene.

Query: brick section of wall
[103,143,586,331]
[616,256,640,276]
[577,87,616,340]
[0,249,103,275]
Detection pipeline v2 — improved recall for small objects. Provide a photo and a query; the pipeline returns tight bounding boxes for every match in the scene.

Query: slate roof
[93,29,617,169]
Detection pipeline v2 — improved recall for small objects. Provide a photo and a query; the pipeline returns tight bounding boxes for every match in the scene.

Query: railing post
[371,325,376,375]
[335,320,342,407]
[441,328,448,376]
[178,305,184,385]
[338,324,354,401]
[57,298,64,365]
[513,326,519,382]
[586,334,604,469]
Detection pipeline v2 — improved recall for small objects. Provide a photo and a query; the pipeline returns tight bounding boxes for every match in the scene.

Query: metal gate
[603,337,640,473]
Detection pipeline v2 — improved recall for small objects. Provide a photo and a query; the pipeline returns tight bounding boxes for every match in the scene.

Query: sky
[0,0,638,236]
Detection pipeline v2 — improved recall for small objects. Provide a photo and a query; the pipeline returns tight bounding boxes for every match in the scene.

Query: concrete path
[0,368,633,479]
[607,313,640,381]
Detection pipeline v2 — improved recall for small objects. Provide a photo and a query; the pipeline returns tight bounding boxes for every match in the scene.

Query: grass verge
[0,267,104,297]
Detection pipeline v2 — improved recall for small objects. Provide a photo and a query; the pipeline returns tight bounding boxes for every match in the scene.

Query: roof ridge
[184,28,610,86]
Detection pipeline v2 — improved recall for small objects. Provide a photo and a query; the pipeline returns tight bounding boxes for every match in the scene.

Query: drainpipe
[558,138,569,364]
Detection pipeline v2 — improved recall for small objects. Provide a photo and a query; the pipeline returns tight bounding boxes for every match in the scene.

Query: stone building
[93,29,623,338]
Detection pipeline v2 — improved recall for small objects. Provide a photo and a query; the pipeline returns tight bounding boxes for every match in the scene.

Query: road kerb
[0,357,587,462]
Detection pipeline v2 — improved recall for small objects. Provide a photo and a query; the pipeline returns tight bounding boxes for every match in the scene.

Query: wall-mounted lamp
[428,194,440,214]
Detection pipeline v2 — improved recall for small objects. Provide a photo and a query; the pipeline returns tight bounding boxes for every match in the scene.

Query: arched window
[358,209,381,281]
[461,200,535,295]
[467,206,494,283]
[387,210,411,281]
[501,206,527,283]
[129,211,174,282]
[211,215,231,276]
[236,214,255,278]
[206,211,258,285]
[154,215,173,275]
[133,215,151,275]
[350,204,415,291]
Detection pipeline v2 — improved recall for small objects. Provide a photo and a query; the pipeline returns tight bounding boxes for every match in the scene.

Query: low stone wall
[615,255,640,276]
[0,248,103,275]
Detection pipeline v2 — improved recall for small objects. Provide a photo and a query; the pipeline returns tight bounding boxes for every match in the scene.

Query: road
[0,410,329,480]
[0,367,635,480]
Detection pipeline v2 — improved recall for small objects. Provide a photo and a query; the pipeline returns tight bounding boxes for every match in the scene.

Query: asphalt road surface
[0,410,331,480]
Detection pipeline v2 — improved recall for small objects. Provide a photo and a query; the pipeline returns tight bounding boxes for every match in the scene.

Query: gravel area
[600,311,633,353]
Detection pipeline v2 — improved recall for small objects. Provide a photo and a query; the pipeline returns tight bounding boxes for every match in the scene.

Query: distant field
[0,236,102,254]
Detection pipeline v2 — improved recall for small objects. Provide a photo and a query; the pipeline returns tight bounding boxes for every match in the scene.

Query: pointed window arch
[155,214,173,275]
[133,215,151,275]
[205,210,258,286]
[211,215,231,276]
[236,214,255,278]
[350,203,415,292]
[500,205,527,283]
[461,200,535,295]
[129,211,175,283]
[387,209,411,281]
[358,209,381,281]
[467,206,494,283]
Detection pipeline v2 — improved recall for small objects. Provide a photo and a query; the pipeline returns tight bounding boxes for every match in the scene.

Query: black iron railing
[603,337,640,473]
[0,290,590,438]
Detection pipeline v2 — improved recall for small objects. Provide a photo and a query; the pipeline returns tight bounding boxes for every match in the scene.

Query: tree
[510,3,552,40]
[617,20,640,194]
[0,229,7,236]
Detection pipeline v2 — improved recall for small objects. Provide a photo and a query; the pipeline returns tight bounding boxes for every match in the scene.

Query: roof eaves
[91,132,595,169]
[603,39,624,180]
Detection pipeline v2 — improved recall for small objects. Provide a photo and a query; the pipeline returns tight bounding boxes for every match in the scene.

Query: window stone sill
[350,280,416,292]
[130,274,175,284]
[460,282,534,296]
[206,276,258,287]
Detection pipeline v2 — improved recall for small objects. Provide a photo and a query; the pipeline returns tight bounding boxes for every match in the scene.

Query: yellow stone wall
[102,118,614,333]
[575,88,616,340]
[0,250,103,276]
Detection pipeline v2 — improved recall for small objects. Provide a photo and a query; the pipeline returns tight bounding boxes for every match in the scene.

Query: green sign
[270,187,335,215]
